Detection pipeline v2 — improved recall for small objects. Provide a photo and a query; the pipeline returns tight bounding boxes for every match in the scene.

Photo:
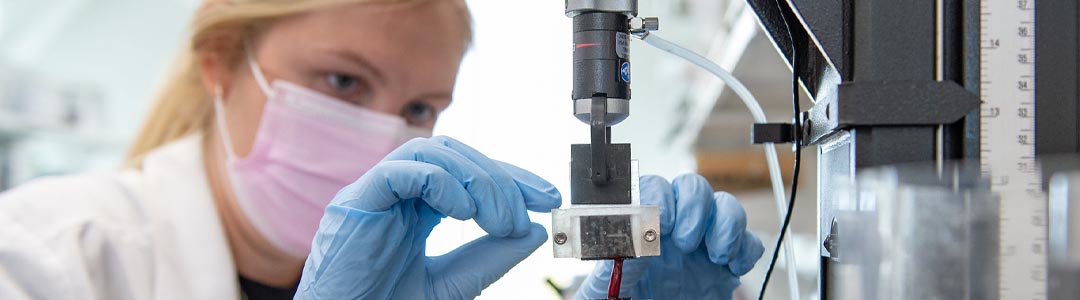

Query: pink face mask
[213,54,431,257]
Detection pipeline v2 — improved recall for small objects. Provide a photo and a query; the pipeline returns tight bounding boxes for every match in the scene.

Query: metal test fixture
[550,0,661,265]
[743,0,1080,299]
[552,0,1080,299]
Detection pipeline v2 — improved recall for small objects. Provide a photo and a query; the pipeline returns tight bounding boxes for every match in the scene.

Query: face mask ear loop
[245,42,273,97]
[212,84,238,161]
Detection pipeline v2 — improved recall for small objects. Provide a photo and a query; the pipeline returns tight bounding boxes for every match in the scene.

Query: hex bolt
[629,17,660,33]
[643,229,657,242]
[801,112,812,143]
[554,232,568,245]
[642,17,659,31]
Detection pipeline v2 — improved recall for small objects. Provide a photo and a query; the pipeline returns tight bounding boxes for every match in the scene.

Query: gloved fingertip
[539,195,563,212]
[713,191,748,223]
[672,173,712,190]
[524,222,549,248]
[706,228,738,265]
[639,174,669,187]
[744,230,765,262]
[731,257,757,277]
[729,230,765,276]
[638,175,669,206]
[498,161,563,212]
[403,136,429,145]
[538,184,564,211]
[708,191,747,245]
[388,136,435,160]
[670,174,714,254]
[752,238,765,260]
[521,184,563,213]
[428,135,459,145]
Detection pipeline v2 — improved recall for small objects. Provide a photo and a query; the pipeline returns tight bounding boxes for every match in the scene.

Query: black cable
[758,0,802,299]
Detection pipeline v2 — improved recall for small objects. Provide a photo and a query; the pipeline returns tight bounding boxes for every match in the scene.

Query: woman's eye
[326,73,360,93]
[403,102,436,125]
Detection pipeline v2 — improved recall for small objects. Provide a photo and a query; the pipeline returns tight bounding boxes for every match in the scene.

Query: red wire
[607,258,624,300]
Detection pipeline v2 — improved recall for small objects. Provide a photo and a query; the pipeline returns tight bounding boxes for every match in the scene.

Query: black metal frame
[1035,0,1080,182]
[746,0,1080,298]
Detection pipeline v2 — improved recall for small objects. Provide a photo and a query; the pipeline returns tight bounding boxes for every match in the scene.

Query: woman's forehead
[265,2,470,55]
[256,1,468,89]
[283,1,469,40]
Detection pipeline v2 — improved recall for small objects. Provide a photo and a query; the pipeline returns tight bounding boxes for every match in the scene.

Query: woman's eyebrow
[320,48,388,85]
[415,92,454,104]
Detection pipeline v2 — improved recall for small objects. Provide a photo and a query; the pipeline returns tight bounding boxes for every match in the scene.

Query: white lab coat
[0,134,241,299]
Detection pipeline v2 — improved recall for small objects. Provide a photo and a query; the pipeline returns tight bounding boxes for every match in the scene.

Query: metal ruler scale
[979,0,1047,299]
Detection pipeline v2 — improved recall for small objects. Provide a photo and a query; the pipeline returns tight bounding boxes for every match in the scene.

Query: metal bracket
[752,123,797,144]
[806,80,980,144]
[590,95,612,184]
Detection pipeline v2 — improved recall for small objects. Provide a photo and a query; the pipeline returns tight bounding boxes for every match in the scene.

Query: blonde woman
[0,0,763,299]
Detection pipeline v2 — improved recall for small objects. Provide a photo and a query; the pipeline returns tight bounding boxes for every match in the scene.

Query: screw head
[643,229,657,242]
[554,232,568,245]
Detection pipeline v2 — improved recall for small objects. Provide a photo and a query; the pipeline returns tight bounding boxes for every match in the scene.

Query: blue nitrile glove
[575,174,765,300]
[295,136,562,300]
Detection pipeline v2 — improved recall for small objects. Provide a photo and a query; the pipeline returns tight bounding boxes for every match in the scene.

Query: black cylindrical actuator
[572,12,631,101]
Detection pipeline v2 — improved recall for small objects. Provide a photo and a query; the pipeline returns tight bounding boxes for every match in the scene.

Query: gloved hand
[294,136,562,300]
[576,174,764,300]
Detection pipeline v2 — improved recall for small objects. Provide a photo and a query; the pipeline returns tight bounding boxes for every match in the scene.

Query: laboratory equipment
[550,1,660,299]
[552,2,805,299]
[549,0,1079,298]
[742,0,1080,299]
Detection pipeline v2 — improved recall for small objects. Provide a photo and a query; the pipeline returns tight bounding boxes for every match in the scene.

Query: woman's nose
[366,95,408,118]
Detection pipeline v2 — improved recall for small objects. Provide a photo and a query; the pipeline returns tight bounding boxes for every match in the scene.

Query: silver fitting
[574,98,630,126]
[629,17,659,32]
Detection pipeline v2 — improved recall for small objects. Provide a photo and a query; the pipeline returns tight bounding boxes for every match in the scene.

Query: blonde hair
[123,0,471,168]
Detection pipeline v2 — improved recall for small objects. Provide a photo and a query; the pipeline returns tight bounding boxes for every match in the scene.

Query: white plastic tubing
[638,32,800,300]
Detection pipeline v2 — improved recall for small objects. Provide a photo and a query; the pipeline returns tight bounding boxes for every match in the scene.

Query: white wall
[0,0,197,181]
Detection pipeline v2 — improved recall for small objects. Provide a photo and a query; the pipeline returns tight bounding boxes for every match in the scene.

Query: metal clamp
[752,123,796,144]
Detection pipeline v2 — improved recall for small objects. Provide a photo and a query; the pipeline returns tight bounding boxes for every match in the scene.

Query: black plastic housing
[570,143,632,205]
[572,12,631,100]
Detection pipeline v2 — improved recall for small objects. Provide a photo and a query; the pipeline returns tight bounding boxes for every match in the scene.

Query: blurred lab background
[0,0,817,299]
